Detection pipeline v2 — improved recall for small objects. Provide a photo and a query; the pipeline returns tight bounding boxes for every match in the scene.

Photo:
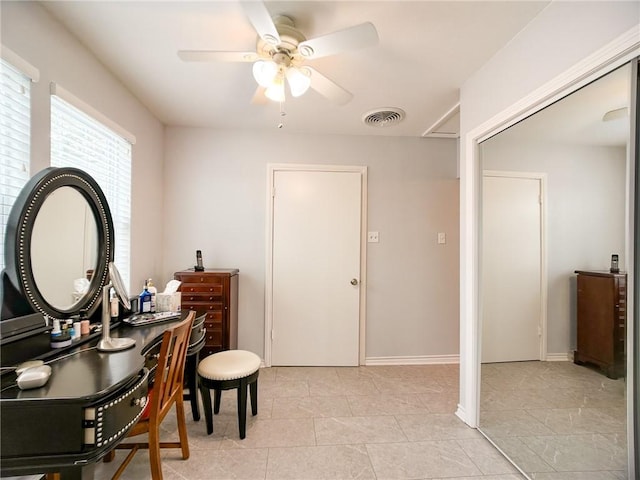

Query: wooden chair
[183,312,206,420]
[105,311,195,480]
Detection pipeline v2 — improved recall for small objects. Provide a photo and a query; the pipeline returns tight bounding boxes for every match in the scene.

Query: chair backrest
[147,311,195,422]
[187,312,207,356]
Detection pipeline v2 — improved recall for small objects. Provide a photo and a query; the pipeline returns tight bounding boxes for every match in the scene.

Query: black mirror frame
[4,167,114,320]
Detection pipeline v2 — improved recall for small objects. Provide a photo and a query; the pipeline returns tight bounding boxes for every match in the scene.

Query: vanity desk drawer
[174,269,238,358]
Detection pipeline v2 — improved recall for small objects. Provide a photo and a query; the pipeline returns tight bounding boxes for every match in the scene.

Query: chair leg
[175,396,190,460]
[250,379,258,416]
[185,354,200,421]
[237,380,248,439]
[103,449,116,463]
[213,389,222,414]
[199,380,214,435]
[148,426,163,480]
[111,446,139,480]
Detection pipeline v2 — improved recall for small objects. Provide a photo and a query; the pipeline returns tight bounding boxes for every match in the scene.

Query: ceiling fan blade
[298,22,378,59]
[241,1,280,45]
[306,67,353,105]
[250,85,269,105]
[178,50,258,62]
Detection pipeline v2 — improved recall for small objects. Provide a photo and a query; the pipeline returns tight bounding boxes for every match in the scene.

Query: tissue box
[156,292,181,312]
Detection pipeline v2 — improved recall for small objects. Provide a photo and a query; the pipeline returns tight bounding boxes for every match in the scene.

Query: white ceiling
[486,63,631,147]
[40,1,552,137]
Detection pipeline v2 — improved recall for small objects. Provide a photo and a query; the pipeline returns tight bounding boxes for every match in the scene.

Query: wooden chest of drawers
[173,269,238,358]
[574,270,626,379]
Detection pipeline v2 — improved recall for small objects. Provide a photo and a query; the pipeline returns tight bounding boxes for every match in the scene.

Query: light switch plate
[367,231,379,243]
[437,232,446,244]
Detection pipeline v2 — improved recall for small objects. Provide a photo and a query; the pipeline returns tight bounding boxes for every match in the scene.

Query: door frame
[264,163,368,367]
[459,29,639,432]
[481,170,548,362]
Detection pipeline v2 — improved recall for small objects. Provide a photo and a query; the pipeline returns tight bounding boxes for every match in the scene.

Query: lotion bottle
[147,279,157,313]
[110,291,119,321]
[139,280,152,314]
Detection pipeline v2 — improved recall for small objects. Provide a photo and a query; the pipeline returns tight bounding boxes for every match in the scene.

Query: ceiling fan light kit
[252,52,311,99]
[284,66,311,97]
[602,106,629,122]
[177,1,379,105]
[252,60,278,87]
[265,75,285,102]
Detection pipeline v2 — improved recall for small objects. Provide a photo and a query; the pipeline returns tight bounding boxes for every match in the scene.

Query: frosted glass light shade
[285,67,311,97]
[252,61,278,87]
[602,107,628,122]
[265,76,285,102]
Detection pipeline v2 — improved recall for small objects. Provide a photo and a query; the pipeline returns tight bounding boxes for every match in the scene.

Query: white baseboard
[365,354,459,366]
[455,404,468,424]
[545,352,572,362]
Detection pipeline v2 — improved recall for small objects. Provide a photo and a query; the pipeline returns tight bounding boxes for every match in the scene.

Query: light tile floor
[479,361,627,480]
[94,364,525,480]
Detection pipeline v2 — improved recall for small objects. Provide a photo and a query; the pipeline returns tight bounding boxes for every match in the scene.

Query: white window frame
[0,48,38,272]
[50,83,135,290]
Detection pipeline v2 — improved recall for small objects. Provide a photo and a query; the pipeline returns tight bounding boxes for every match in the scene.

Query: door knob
[350,278,359,286]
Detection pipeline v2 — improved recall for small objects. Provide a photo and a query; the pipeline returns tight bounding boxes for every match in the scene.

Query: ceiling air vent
[362,108,405,128]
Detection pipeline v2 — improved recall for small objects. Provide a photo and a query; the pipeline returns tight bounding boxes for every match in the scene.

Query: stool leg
[250,379,258,416]
[213,389,222,414]
[237,380,248,439]
[199,380,214,435]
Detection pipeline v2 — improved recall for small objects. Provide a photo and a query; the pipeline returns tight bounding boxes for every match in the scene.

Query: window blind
[0,59,31,271]
[51,95,132,290]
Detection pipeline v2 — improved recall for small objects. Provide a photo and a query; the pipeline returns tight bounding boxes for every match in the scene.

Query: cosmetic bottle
[50,318,72,348]
[147,279,157,313]
[51,319,61,338]
[66,319,75,339]
[139,280,152,314]
[79,309,90,336]
[110,291,119,321]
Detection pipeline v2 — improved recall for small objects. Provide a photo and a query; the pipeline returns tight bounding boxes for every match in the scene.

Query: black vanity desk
[0,317,182,480]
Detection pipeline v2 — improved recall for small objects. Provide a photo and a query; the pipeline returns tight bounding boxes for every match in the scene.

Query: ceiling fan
[177,1,378,105]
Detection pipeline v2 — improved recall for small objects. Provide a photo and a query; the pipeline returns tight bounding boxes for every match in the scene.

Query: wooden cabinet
[574,270,626,379]
[174,269,238,358]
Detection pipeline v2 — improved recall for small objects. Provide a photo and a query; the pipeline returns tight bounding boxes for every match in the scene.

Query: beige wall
[162,128,460,360]
[1,1,166,293]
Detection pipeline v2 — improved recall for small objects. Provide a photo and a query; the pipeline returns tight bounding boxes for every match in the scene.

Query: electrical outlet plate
[367,231,379,243]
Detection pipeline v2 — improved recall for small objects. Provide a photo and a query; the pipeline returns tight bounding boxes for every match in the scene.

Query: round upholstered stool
[197,349,261,439]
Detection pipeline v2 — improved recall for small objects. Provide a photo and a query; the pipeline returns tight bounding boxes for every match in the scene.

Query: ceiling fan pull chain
[278,102,286,129]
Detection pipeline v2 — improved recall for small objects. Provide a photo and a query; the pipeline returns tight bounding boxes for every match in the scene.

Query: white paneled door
[482,173,544,363]
[271,168,362,366]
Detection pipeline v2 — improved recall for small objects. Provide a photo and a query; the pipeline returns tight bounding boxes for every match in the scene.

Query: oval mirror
[31,186,99,310]
[3,167,114,320]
